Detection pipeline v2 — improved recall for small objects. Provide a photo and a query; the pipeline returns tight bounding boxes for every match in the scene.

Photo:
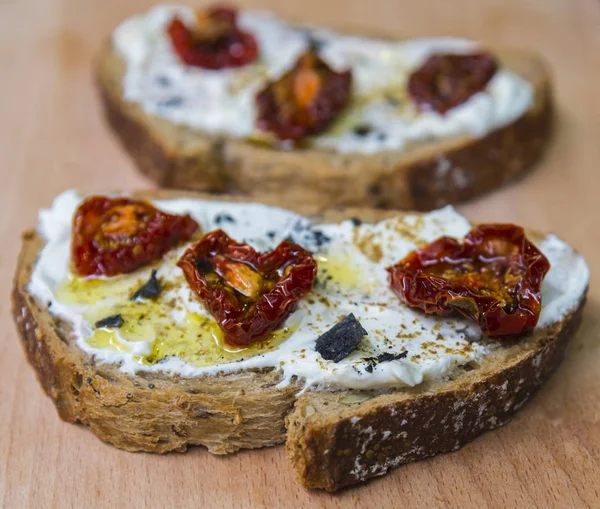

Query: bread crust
[12,192,585,490]
[285,300,585,490]
[96,42,553,211]
[13,233,300,455]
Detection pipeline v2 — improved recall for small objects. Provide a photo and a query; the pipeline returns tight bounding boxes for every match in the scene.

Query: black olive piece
[316,313,368,363]
[363,351,408,373]
[131,270,161,301]
[311,229,331,248]
[95,314,124,329]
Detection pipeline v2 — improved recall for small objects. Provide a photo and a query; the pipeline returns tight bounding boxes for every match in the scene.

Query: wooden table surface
[1,0,599,507]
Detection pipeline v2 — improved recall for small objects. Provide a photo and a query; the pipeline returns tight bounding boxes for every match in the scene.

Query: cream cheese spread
[28,191,589,391]
[112,5,534,154]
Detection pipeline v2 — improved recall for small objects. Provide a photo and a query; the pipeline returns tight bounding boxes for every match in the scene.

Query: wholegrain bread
[96,38,553,211]
[12,191,585,491]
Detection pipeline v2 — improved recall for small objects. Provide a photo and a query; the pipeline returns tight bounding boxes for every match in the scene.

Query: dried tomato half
[167,6,258,69]
[408,52,498,114]
[72,196,199,277]
[256,51,352,141]
[177,230,317,346]
[387,224,551,337]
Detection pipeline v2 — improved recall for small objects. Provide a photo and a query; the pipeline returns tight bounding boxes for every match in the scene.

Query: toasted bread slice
[12,191,585,491]
[96,29,552,211]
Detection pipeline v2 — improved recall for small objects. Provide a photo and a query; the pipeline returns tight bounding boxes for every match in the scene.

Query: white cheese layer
[28,191,589,391]
[112,5,534,154]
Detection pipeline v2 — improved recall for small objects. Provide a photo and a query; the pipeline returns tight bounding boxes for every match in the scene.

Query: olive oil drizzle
[56,272,295,367]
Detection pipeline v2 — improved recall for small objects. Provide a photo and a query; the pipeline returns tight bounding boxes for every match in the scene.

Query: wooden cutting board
[1,0,599,507]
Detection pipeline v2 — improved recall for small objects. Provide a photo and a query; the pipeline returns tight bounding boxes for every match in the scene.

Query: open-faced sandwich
[13,190,587,491]
[97,4,552,211]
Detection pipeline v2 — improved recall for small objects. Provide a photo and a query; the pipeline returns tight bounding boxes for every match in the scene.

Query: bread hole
[192,407,212,419]
[71,373,83,398]
[171,424,188,438]
[54,327,69,345]
[368,183,382,196]
[461,361,480,372]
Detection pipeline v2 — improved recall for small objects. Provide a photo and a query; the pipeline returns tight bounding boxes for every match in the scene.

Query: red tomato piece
[167,6,258,69]
[256,51,352,141]
[408,52,498,114]
[387,224,551,337]
[177,230,317,346]
[72,196,199,277]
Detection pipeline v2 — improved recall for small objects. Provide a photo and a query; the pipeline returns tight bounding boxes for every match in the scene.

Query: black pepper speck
[158,96,183,108]
[215,213,235,225]
[353,124,373,136]
[155,75,171,87]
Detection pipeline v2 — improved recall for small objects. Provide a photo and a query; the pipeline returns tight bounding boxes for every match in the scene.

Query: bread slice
[12,191,585,491]
[96,29,553,212]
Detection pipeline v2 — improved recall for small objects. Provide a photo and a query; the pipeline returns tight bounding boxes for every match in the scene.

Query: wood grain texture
[0,0,599,507]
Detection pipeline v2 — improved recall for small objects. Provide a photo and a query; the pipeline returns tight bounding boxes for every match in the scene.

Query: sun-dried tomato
[256,51,352,141]
[167,6,258,69]
[387,224,551,337]
[72,196,199,277]
[177,230,317,346]
[408,52,498,114]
